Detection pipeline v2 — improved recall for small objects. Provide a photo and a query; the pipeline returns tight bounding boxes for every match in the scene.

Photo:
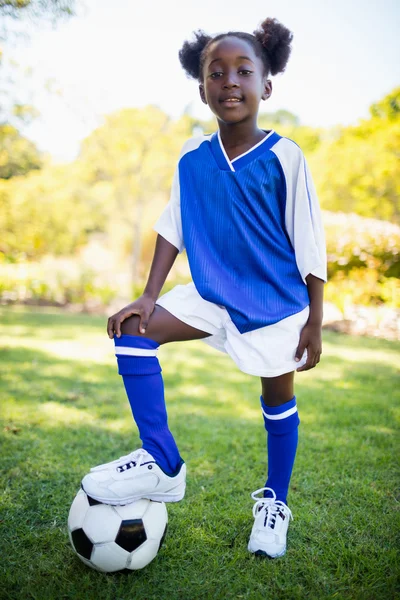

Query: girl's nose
[223,71,239,88]
[223,78,239,89]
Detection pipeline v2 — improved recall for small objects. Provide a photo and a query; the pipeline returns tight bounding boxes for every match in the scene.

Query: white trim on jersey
[261,405,298,420]
[230,129,275,163]
[217,130,235,172]
[115,347,159,357]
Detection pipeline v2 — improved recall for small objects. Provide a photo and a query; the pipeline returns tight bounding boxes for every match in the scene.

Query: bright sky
[10,0,400,162]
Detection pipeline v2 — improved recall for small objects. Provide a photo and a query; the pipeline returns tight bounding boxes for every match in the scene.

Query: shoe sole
[248,542,286,559]
[81,484,185,506]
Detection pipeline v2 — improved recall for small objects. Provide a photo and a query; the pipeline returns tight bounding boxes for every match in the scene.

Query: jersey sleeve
[273,140,327,283]
[153,163,184,253]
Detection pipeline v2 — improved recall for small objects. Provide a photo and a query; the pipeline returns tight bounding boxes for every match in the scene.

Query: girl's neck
[218,121,267,160]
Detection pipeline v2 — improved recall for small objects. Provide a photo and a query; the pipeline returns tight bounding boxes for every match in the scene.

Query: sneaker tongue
[263,503,280,529]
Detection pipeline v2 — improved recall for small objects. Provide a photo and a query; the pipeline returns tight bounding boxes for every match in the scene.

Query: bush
[323,211,400,309]
[0,257,118,309]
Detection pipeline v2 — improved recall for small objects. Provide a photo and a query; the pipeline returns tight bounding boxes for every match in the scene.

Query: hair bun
[179,30,212,80]
[253,17,293,76]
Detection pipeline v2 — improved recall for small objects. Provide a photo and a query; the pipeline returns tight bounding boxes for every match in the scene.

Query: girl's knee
[120,314,141,337]
[120,312,166,345]
[261,372,294,407]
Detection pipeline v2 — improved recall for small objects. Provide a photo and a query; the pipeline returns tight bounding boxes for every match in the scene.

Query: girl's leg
[116,306,210,472]
[120,304,211,344]
[81,305,210,504]
[248,373,298,558]
[260,372,299,505]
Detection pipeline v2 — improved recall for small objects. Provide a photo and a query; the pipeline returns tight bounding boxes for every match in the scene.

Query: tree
[79,106,196,284]
[258,111,323,155]
[313,87,400,223]
[0,122,42,178]
[0,160,102,261]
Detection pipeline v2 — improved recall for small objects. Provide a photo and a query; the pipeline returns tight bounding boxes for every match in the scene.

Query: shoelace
[115,448,150,472]
[251,487,293,529]
[92,448,150,472]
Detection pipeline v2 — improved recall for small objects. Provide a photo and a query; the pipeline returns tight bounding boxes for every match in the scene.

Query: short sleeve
[153,166,184,253]
[272,139,327,283]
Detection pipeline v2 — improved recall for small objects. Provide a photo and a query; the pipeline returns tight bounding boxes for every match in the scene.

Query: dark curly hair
[178,18,293,81]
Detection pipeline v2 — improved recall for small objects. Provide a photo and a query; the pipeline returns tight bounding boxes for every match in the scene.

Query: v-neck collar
[210,129,279,172]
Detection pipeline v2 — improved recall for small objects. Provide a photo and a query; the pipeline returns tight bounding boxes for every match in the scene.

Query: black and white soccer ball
[68,489,168,572]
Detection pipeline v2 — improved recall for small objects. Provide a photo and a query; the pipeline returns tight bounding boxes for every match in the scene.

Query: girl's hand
[294,322,322,372]
[107,294,156,339]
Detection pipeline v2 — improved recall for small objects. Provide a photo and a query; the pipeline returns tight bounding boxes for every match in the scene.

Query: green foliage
[1,308,399,599]
[324,211,400,279]
[259,112,324,155]
[323,211,400,309]
[0,255,118,307]
[0,162,106,260]
[370,87,400,121]
[0,122,42,178]
[78,106,196,280]
[313,88,400,222]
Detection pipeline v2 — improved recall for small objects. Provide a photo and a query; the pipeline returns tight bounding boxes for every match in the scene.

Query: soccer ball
[68,489,168,572]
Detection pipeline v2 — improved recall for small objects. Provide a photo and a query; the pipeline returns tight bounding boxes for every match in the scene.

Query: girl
[82,17,327,559]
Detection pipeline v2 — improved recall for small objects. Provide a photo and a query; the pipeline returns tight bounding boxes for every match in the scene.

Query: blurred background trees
[0,83,399,314]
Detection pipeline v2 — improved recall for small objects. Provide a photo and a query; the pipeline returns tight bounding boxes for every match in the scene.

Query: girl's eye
[209,72,223,79]
[239,69,252,75]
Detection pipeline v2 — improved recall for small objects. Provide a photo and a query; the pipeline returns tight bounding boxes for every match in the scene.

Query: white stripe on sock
[261,405,297,420]
[115,347,158,357]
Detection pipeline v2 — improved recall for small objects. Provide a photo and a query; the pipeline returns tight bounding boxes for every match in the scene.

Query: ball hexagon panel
[68,489,90,530]
[83,504,121,544]
[91,542,130,572]
[70,528,93,560]
[141,501,168,540]
[115,518,147,552]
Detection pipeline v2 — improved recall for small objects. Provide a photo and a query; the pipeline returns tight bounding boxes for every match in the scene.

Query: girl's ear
[199,83,207,105]
[261,79,272,101]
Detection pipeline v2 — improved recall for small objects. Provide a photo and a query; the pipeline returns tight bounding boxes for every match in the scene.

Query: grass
[1,305,399,600]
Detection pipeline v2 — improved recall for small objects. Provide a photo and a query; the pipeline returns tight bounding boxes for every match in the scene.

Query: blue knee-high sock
[260,396,300,505]
[115,334,182,475]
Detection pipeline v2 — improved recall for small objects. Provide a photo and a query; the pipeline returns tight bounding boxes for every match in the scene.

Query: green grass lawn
[1,306,399,600]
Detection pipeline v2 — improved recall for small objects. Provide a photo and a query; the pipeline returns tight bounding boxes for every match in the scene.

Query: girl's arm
[295,274,324,371]
[107,235,178,339]
[143,234,179,302]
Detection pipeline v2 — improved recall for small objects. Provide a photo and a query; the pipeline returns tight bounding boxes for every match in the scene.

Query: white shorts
[156,282,309,377]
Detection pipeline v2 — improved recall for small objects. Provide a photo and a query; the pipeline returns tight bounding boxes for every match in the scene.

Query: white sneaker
[247,487,293,558]
[81,448,186,505]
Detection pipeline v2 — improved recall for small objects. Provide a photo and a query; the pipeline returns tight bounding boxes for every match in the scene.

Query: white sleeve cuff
[153,223,184,253]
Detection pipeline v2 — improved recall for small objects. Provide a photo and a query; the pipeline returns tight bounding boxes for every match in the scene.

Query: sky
[8,0,400,162]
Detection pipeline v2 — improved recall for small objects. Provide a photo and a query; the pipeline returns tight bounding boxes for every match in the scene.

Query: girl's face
[199,36,272,126]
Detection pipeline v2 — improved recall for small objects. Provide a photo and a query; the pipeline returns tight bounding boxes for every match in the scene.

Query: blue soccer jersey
[154,130,327,334]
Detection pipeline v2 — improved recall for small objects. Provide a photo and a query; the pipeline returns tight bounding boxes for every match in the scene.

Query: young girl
[82,17,327,559]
